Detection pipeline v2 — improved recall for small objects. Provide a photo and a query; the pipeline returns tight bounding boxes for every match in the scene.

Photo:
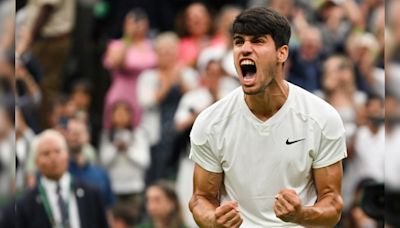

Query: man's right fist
[214,201,243,228]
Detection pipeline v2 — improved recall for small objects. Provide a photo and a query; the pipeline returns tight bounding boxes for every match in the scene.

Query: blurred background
[0,0,399,227]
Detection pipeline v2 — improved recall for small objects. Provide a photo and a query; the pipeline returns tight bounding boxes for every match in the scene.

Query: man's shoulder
[193,88,241,126]
[290,83,340,119]
[16,187,39,205]
[190,87,242,142]
[289,83,345,137]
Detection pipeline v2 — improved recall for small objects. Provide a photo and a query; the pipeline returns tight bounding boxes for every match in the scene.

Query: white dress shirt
[40,173,80,228]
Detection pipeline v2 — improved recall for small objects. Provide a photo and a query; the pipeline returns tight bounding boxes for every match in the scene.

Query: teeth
[240,60,255,66]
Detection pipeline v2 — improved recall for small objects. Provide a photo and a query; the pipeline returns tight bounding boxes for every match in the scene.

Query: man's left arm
[274,161,344,227]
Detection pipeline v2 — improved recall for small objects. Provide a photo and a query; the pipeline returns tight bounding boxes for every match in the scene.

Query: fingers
[215,201,243,228]
[274,189,302,223]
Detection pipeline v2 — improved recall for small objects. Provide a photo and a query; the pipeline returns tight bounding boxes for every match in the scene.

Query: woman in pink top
[177,2,213,67]
[103,8,157,130]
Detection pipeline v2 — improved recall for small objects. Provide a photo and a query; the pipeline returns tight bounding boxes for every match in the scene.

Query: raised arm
[189,164,242,228]
[274,161,344,227]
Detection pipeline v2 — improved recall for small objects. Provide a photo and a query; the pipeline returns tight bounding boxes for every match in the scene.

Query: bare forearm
[18,5,53,55]
[297,194,343,227]
[189,195,219,228]
[108,44,129,69]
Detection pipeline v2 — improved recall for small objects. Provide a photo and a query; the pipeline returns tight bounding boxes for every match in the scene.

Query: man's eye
[253,39,264,43]
[234,40,244,45]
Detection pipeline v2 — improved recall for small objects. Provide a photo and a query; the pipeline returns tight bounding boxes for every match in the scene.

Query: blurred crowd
[0,0,399,227]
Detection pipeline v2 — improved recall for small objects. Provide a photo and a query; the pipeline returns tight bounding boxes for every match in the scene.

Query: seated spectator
[138,180,186,228]
[24,101,95,188]
[67,118,115,208]
[99,100,150,217]
[16,129,109,228]
[66,118,97,164]
[102,8,157,130]
[197,5,242,78]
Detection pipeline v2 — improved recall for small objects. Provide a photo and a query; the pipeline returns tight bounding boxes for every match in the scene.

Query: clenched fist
[214,201,243,228]
[274,189,303,223]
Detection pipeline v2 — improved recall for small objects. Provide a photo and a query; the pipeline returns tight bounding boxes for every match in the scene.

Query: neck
[70,151,86,167]
[245,80,289,121]
[44,173,64,182]
[153,218,167,228]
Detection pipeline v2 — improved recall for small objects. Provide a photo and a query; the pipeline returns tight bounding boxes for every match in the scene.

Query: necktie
[56,183,69,227]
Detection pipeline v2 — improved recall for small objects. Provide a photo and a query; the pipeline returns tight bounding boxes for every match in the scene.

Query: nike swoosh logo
[286,138,305,145]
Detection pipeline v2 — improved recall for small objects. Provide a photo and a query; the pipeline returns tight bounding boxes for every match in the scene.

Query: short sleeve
[313,134,347,168]
[312,110,348,168]
[189,115,223,173]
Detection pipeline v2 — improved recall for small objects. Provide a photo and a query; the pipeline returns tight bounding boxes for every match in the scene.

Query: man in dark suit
[16,129,109,228]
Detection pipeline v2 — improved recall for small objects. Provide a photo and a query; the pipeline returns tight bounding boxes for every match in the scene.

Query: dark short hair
[231,7,291,48]
[126,7,148,22]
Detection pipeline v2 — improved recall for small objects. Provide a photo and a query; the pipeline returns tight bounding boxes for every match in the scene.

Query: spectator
[16,129,109,228]
[197,5,242,77]
[137,32,198,184]
[67,118,115,208]
[210,5,242,48]
[111,203,138,228]
[99,100,150,217]
[287,26,325,91]
[102,8,157,130]
[342,95,384,211]
[68,80,92,123]
[345,31,384,97]
[25,101,96,188]
[138,180,186,228]
[177,2,213,67]
[16,0,76,129]
[316,55,366,142]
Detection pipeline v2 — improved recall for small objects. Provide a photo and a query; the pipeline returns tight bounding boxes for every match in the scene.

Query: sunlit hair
[154,32,179,52]
[126,7,148,22]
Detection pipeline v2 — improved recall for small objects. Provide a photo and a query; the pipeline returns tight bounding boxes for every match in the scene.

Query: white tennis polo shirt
[189,82,347,227]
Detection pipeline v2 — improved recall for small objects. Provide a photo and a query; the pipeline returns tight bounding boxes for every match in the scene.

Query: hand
[15,63,29,81]
[274,189,303,223]
[114,140,127,151]
[214,201,242,228]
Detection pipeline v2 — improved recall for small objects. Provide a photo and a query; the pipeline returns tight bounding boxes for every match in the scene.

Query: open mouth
[240,60,257,79]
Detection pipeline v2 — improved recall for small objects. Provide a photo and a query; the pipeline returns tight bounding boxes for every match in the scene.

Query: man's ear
[277,45,289,63]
